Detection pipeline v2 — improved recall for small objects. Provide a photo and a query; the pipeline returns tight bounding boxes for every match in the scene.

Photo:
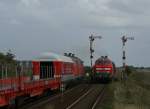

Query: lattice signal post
[121,36,134,80]
[89,34,102,68]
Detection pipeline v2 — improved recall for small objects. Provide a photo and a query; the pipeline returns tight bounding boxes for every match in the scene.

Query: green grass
[113,70,150,109]
[99,70,150,109]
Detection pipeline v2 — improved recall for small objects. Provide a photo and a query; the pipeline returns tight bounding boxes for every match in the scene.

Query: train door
[40,62,54,79]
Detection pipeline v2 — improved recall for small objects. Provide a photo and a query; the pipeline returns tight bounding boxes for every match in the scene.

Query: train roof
[33,52,73,63]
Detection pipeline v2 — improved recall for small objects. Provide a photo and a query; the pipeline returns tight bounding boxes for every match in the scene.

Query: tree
[0,52,4,59]
[0,50,16,64]
[6,49,15,62]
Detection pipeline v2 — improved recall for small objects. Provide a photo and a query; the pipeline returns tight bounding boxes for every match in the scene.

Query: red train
[92,56,116,81]
[0,52,84,107]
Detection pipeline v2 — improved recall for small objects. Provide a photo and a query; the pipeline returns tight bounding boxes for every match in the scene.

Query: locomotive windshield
[95,58,112,65]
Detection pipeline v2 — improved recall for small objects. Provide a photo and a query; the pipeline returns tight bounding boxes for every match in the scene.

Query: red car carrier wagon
[0,52,84,107]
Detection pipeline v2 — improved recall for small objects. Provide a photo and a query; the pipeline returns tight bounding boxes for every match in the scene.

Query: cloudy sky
[0,0,150,67]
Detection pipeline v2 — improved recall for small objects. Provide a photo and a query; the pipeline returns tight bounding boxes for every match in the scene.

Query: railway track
[21,84,91,109]
[19,84,106,109]
[66,84,106,109]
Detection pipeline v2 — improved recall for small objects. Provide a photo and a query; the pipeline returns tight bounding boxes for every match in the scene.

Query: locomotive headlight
[86,73,90,77]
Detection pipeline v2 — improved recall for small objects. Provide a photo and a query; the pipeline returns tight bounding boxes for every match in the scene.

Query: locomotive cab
[93,56,115,81]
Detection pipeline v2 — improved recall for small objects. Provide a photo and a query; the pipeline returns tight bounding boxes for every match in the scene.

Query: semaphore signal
[89,34,102,68]
[121,35,134,80]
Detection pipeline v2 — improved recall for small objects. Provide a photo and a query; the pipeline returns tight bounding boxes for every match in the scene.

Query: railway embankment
[98,69,150,109]
[114,70,150,109]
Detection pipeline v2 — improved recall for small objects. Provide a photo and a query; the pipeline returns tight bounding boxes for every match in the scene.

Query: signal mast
[89,34,102,68]
[121,35,134,80]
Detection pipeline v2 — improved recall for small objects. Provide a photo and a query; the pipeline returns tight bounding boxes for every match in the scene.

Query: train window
[40,62,54,79]
[95,59,103,64]
[104,60,112,65]
[95,59,112,65]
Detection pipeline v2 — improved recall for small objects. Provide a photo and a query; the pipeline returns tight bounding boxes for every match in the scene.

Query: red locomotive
[0,52,84,107]
[92,56,116,81]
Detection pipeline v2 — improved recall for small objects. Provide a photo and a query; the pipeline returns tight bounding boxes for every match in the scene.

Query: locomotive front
[93,56,115,81]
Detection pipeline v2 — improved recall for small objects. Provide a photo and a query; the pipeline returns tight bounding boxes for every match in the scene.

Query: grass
[113,70,150,109]
[99,70,150,109]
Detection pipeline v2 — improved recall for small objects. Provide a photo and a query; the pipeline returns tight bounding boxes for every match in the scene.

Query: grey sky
[0,0,150,67]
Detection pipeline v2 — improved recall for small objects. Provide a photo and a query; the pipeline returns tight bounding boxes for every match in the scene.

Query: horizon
[0,0,150,67]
